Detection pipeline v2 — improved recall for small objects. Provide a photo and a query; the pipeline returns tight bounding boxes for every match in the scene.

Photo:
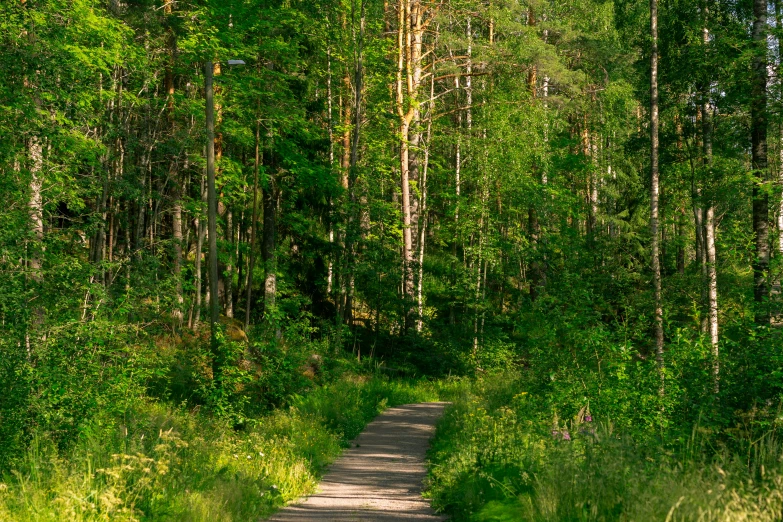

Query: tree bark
[192,172,206,330]
[702,14,719,392]
[206,61,220,350]
[262,175,277,316]
[245,112,261,330]
[417,49,435,333]
[225,210,234,319]
[650,0,665,380]
[752,0,770,323]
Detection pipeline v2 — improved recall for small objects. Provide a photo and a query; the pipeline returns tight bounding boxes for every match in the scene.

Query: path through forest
[269,402,449,521]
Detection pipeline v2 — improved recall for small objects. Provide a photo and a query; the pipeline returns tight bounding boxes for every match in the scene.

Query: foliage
[0,374,441,521]
[428,373,783,522]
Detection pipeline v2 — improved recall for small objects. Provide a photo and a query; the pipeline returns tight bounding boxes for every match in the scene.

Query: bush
[427,373,783,522]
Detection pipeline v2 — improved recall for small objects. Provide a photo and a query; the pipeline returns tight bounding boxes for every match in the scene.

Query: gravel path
[269,402,449,522]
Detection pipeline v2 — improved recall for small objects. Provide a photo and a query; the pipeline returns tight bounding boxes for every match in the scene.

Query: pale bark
[245,114,261,330]
[417,51,435,333]
[172,178,184,326]
[704,105,719,390]
[28,137,44,284]
[702,16,719,391]
[650,0,665,378]
[225,210,234,318]
[327,48,335,296]
[206,61,220,342]
[394,0,439,327]
[776,0,783,310]
[191,172,206,329]
[263,177,277,314]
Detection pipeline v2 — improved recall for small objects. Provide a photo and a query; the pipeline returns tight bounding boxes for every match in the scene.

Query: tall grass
[0,375,441,521]
[427,374,783,521]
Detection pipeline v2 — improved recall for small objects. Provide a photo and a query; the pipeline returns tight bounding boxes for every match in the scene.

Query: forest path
[268,402,449,521]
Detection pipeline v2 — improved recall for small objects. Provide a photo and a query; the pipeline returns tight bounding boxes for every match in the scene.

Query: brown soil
[268,402,449,521]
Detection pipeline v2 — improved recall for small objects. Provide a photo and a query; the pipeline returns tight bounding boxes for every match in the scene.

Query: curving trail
[269,402,449,522]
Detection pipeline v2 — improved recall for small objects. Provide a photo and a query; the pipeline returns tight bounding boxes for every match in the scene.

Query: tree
[650,0,665,378]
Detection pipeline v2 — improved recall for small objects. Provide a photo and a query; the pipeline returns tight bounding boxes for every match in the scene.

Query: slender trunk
[192,172,206,329]
[326,48,335,297]
[650,0,665,379]
[166,1,183,327]
[225,210,234,318]
[417,52,435,333]
[752,0,770,323]
[172,178,184,327]
[337,70,351,322]
[676,209,686,274]
[693,158,708,333]
[245,112,261,330]
[263,176,277,316]
[527,8,537,97]
[28,136,44,301]
[397,0,414,324]
[22,0,45,337]
[343,0,366,327]
[704,104,719,390]
[400,118,415,309]
[775,0,783,310]
[206,61,220,351]
[702,14,719,391]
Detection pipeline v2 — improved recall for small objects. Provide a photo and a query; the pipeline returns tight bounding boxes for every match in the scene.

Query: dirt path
[269,402,449,521]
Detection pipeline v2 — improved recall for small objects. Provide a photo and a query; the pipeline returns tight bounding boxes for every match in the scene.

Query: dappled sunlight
[270,403,448,521]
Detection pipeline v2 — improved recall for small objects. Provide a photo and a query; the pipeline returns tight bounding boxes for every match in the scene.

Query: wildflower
[259,451,264,457]
[561,430,571,441]
[585,415,592,422]
[233,454,238,459]
[271,484,278,489]
[247,455,252,459]
[551,429,559,439]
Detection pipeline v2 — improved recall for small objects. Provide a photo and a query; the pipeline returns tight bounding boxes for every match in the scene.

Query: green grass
[427,373,783,521]
[0,375,443,522]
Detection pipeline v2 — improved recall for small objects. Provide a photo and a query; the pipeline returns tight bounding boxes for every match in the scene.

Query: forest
[2,0,783,519]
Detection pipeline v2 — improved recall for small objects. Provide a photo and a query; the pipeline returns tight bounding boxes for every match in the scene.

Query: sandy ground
[268,402,450,522]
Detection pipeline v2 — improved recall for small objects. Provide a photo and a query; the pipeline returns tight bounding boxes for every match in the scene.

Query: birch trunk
[702,17,719,391]
[650,0,665,379]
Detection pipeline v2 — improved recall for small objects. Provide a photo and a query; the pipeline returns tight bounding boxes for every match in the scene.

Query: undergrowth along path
[269,402,449,521]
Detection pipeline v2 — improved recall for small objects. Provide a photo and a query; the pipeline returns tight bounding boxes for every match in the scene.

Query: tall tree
[751,0,770,323]
[650,0,665,377]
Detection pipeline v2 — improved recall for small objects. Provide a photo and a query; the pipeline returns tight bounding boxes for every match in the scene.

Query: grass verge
[427,373,783,521]
[0,375,442,521]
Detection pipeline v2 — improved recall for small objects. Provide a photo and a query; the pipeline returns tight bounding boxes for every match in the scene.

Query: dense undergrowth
[0,318,449,522]
[427,373,783,521]
[0,374,443,521]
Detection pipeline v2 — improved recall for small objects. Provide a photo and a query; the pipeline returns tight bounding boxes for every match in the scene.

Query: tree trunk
[752,0,770,323]
[206,61,220,351]
[704,105,719,391]
[225,210,234,319]
[172,177,184,327]
[394,0,435,329]
[262,176,277,316]
[417,52,435,333]
[192,171,206,329]
[702,15,719,392]
[245,113,261,330]
[650,0,665,380]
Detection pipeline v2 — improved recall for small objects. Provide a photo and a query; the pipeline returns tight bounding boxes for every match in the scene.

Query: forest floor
[269,402,449,522]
